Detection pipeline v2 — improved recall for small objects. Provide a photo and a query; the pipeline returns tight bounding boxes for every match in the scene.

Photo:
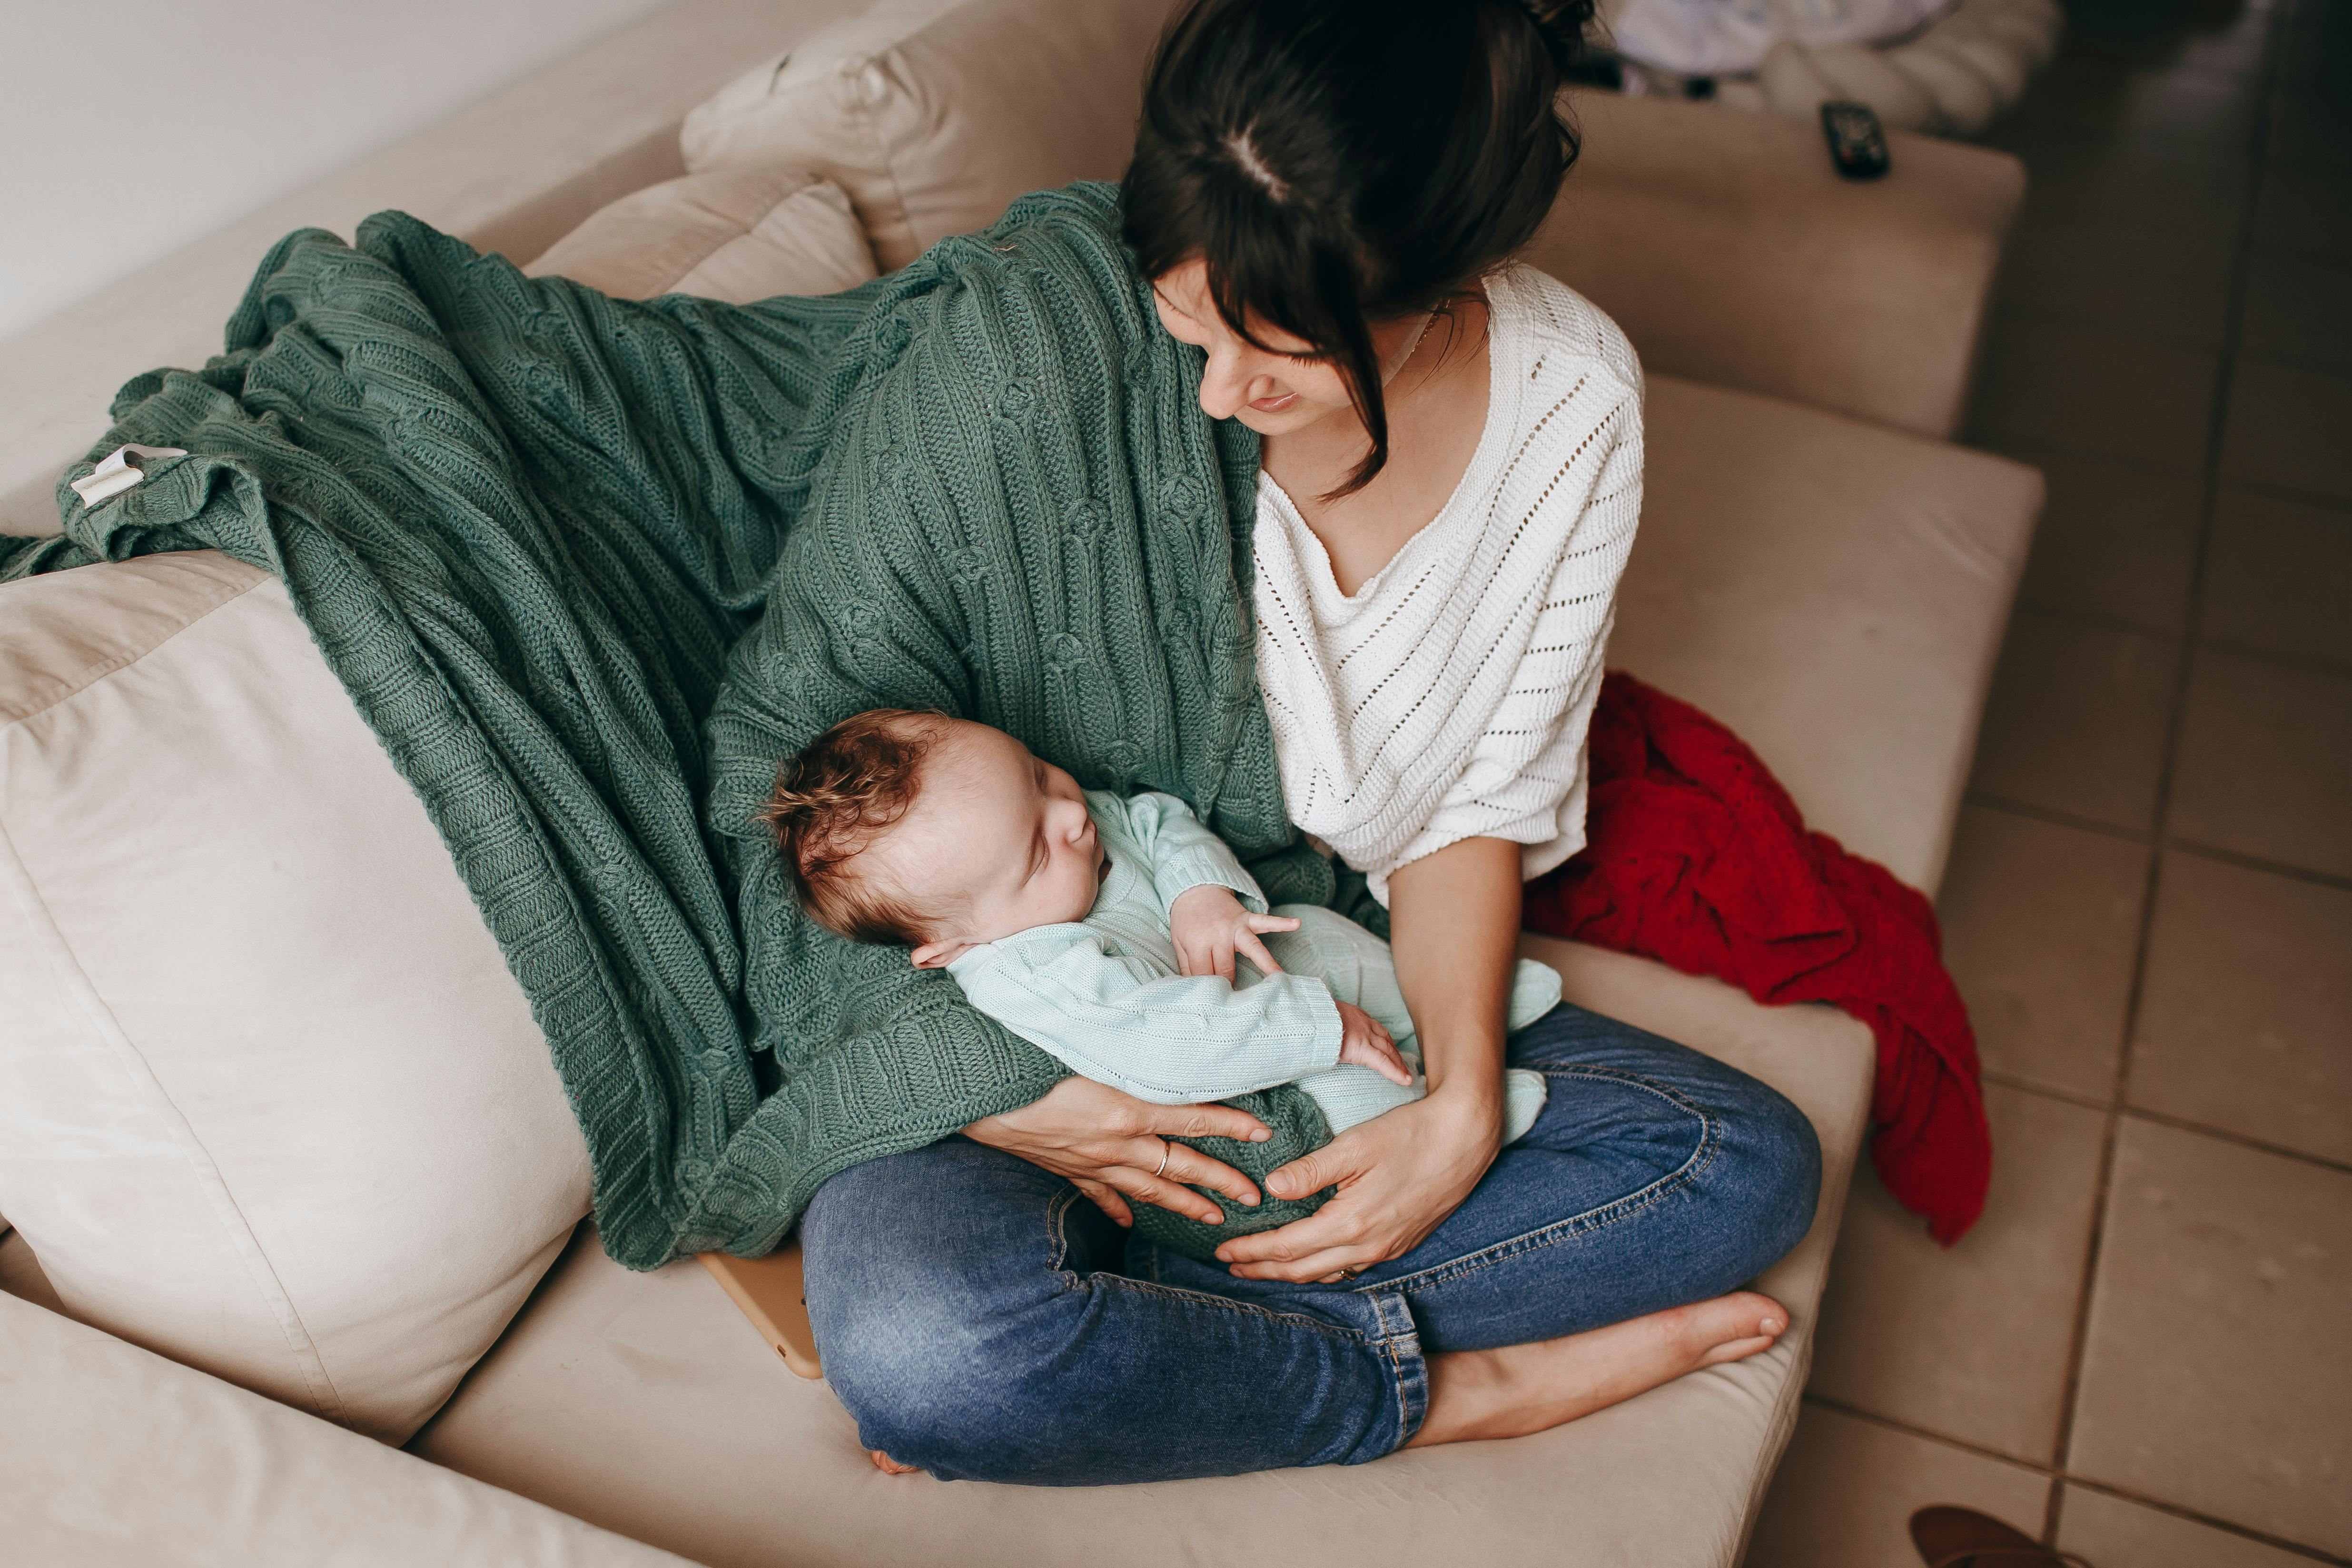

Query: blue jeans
[800,1003,1821,1485]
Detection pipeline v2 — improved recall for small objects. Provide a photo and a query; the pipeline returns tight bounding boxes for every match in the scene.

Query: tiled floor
[1749,1,2352,1564]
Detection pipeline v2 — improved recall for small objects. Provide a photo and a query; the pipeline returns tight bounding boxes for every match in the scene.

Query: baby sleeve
[1107,790,1272,920]
[948,926,1341,1105]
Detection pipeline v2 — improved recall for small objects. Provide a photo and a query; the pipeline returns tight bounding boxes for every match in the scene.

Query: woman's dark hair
[1123,0,1595,497]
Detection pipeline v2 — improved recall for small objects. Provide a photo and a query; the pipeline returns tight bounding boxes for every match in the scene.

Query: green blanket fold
[4,182,1372,1268]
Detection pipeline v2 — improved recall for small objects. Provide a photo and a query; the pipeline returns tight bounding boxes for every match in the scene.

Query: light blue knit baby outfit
[947,790,1557,1139]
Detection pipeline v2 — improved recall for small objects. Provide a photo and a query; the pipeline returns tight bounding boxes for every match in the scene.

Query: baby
[759,710,1557,1156]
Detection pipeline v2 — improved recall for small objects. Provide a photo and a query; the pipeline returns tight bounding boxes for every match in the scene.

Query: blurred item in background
[1597,0,2065,138]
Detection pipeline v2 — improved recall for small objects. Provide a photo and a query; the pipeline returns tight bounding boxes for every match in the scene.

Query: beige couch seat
[411,944,1871,1568]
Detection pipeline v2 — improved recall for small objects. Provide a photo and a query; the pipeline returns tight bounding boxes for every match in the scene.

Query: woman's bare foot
[870,1449,922,1476]
[1405,1292,1788,1447]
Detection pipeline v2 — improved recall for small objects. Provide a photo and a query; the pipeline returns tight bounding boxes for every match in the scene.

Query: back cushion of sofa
[524,168,879,302]
[681,0,1176,270]
[0,552,593,1444]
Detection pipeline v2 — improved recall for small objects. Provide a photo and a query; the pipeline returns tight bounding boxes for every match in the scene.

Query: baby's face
[873,720,1105,964]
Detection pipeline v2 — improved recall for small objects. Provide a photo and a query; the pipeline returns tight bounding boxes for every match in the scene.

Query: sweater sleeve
[1118,790,1271,918]
[1372,395,1643,896]
[949,927,1342,1104]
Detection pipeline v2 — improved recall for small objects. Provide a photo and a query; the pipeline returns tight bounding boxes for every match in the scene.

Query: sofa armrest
[0,1291,691,1567]
[1526,92,2026,441]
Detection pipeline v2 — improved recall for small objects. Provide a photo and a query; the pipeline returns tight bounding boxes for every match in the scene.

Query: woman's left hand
[1215,1083,1502,1283]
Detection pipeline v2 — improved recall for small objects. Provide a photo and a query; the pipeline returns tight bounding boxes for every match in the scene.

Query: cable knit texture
[1254,265,1644,902]
[2,183,1369,1270]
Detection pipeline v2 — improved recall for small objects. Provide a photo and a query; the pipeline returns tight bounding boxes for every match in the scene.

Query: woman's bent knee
[1722,1079,1822,1277]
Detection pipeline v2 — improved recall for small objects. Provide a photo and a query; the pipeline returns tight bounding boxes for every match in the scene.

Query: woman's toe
[1674,1291,1786,1361]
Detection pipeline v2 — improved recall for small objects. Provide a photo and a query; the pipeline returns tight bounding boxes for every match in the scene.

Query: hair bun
[1516,0,1596,72]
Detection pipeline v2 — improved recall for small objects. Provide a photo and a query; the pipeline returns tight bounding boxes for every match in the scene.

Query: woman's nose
[1195,348,1260,422]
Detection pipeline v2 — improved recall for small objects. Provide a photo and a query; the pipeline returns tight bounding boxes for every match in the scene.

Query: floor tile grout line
[1962,794,2352,894]
[1978,1070,2352,1177]
[2162,838,2352,894]
[2193,634,2352,683]
[1978,429,2352,519]
[2057,1478,2352,1568]
[2038,7,2284,1541]
[1995,599,2352,685]
[1799,1394,2352,1565]
[1958,791,2155,845]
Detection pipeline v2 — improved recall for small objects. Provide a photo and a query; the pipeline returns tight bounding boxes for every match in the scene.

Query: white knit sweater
[1253,265,1644,904]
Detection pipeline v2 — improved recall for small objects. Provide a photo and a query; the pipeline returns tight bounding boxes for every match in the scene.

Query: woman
[800,0,1820,1483]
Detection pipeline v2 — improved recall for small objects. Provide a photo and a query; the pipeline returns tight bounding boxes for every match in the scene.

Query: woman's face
[1150,258,1428,438]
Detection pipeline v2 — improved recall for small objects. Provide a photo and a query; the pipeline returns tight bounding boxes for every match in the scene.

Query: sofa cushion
[0,1290,691,1568]
[1614,374,2041,894]
[411,938,1871,1568]
[1536,93,2026,440]
[679,0,1174,270]
[525,167,878,302]
[0,553,592,1444]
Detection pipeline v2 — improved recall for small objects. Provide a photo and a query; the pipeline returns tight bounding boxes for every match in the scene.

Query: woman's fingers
[1071,1177,1134,1228]
[1261,1140,1354,1203]
[1150,1101,1272,1144]
[1102,1158,1227,1225]
[1216,1201,1356,1266]
[1157,1141,1260,1208]
[1228,1244,1376,1284]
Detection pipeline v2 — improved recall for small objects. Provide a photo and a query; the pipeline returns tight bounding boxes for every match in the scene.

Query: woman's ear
[910,938,977,969]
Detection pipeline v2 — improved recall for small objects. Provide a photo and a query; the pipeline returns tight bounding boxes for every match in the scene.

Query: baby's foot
[870,1449,921,1476]
[1409,1291,1788,1447]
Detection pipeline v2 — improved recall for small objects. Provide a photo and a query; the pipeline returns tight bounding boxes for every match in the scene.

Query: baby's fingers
[1245,914,1302,933]
[1341,1033,1415,1086]
[1234,928,1284,975]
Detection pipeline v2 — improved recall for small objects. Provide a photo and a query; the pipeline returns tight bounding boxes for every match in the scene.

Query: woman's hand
[965,1075,1272,1227]
[1216,1084,1502,1282]
[1169,884,1298,981]
[1220,835,1527,1283]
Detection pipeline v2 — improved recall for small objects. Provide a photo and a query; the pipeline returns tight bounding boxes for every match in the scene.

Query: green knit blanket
[2,184,1372,1268]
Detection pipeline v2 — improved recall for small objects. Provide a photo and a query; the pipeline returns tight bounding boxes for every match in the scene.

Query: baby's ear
[910,938,976,969]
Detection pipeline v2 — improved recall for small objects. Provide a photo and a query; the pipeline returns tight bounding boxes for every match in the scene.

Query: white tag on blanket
[69,443,188,509]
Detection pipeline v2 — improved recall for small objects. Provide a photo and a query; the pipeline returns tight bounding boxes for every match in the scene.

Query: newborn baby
[758,710,1556,1153]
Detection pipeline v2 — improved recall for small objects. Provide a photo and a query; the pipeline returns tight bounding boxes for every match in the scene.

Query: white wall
[0,0,677,340]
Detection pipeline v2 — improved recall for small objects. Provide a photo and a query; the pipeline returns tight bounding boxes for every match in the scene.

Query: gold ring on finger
[1154,1143,1171,1179]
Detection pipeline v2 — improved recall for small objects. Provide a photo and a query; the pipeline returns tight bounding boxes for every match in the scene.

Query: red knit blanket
[1525,672,1990,1241]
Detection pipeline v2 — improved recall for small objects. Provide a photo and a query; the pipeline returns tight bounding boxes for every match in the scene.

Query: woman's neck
[1261,293,1494,598]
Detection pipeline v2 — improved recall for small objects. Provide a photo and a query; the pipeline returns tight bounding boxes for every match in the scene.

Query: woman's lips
[1249,392,1298,413]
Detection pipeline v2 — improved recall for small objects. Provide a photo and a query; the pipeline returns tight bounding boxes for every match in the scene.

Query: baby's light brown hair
[756,709,953,946]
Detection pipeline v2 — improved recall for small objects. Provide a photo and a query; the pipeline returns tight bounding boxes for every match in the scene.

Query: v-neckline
[1257,270,1521,609]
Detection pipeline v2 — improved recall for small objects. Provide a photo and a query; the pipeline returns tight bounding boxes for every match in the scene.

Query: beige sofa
[0,1,2040,1563]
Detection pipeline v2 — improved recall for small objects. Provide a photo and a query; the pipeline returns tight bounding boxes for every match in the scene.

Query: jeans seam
[1045,1186,1081,1277]
[1098,1274,1377,1342]
[1366,1065,1727,1297]
[1367,1291,1428,1452]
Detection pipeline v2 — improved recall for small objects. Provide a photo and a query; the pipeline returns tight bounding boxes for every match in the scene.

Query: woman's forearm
[1384,836,1523,1119]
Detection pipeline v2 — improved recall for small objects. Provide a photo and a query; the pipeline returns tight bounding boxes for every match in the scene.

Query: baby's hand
[1335,1001,1413,1086]
[1170,885,1300,982]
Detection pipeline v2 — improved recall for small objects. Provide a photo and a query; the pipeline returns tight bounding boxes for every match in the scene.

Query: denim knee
[817,1286,1025,1466]
[1723,1077,1822,1279]
[801,1158,1100,1474]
